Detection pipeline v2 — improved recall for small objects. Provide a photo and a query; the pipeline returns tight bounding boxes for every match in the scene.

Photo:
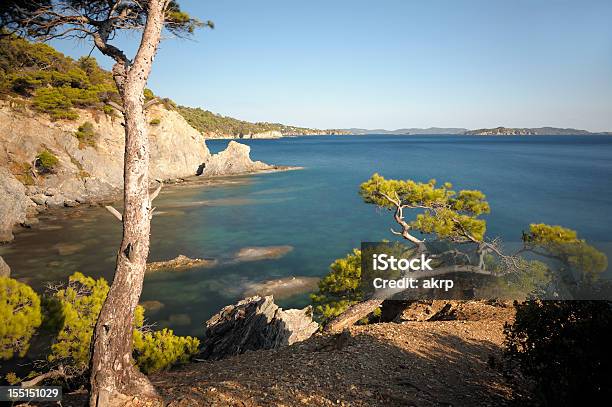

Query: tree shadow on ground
[152,321,535,407]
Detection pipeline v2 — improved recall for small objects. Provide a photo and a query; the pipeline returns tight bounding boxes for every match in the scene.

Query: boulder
[0,256,10,277]
[0,167,32,242]
[200,296,318,360]
[199,141,273,177]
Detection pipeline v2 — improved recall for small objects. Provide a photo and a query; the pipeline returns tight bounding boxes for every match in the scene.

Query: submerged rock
[140,300,165,313]
[0,256,10,277]
[201,295,318,360]
[233,245,293,262]
[169,313,192,326]
[54,242,86,256]
[243,276,320,299]
[147,254,217,272]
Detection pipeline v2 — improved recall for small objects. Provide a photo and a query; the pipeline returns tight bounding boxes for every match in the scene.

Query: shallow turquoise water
[2,135,612,336]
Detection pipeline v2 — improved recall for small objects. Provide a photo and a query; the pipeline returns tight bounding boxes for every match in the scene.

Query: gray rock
[0,256,10,277]
[200,295,318,360]
[0,167,31,242]
[30,194,47,205]
[200,141,273,177]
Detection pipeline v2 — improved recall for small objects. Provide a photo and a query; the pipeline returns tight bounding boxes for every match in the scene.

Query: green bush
[0,277,42,360]
[133,327,200,374]
[32,88,76,120]
[149,118,161,126]
[102,104,115,116]
[0,36,119,116]
[47,272,199,374]
[143,88,155,101]
[35,150,59,173]
[311,249,364,325]
[74,121,96,148]
[505,301,612,405]
[47,272,109,372]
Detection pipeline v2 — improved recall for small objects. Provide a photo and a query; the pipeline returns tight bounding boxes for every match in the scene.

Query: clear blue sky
[52,0,612,131]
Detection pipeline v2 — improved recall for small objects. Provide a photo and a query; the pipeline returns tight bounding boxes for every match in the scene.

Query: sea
[2,134,611,336]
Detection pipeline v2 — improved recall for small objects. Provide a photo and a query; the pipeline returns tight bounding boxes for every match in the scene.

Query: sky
[51,0,612,131]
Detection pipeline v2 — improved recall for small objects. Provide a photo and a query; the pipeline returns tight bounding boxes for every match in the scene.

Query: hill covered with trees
[0,35,340,137]
[176,105,347,138]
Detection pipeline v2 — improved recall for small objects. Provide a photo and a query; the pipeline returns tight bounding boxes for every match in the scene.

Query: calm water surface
[2,135,611,336]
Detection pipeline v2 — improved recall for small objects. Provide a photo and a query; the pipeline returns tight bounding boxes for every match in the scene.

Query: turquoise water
[2,135,612,336]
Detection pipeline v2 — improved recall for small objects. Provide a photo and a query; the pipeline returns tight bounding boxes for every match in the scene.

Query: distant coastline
[339,126,612,136]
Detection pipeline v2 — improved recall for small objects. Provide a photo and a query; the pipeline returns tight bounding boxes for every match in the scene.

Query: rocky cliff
[0,100,279,242]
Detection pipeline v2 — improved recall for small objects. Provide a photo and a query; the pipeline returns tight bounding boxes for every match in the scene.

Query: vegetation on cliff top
[0,34,119,120]
[176,105,329,137]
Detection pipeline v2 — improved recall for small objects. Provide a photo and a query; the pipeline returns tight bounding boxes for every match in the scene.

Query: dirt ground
[151,302,532,407]
[28,302,533,407]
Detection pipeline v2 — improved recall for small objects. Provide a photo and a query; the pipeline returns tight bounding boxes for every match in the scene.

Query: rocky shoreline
[0,97,298,246]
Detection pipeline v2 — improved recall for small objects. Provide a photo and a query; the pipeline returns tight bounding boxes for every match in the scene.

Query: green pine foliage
[311,249,363,324]
[46,272,109,371]
[176,105,317,137]
[0,277,42,360]
[46,272,199,375]
[133,327,200,374]
[360,173,490,241]
[524,223,608,282]
[35,150,59,173]
[0,35,119,120]
[74,121,96,148]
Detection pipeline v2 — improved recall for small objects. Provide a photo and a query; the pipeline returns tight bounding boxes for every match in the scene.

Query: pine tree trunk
[89,2,166,406]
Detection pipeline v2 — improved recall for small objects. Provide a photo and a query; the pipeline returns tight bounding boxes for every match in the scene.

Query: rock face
[199,141,273,177]
[201,296,318,360]
[0,256,10,277]
[0,101,280,241]
[0,167,33,242]
[0,102,210,206]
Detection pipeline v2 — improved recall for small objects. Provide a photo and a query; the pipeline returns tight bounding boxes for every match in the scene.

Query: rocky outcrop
[0,101,210,205]
[0,101,282,242]
[0,167,34,242]
[199,141,273,176]
[146,254,217,272]
[0,256,10,277]
[200,296,318,360]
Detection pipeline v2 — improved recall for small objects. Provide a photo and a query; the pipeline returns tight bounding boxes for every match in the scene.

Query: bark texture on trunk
[323,299,384,333]
[89,2,167,406]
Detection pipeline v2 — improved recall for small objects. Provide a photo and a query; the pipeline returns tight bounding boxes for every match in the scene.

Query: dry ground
[151,303,532,407]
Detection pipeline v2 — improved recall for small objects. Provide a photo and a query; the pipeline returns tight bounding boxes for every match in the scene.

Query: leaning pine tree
[1,1,211,405]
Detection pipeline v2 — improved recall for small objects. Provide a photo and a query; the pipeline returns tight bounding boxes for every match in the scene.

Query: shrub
[311,249,364,325]
[149,118,161,126]
[74,121,96,148]
[35,150,59,173]
[47,272,109,372]
[102,104,115,116]
[47,272,200,374]
[0,277,42,360]
[144,88,155,101]
[133,327,200,374]
[33,87,77,120]
[504,301,612,405]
